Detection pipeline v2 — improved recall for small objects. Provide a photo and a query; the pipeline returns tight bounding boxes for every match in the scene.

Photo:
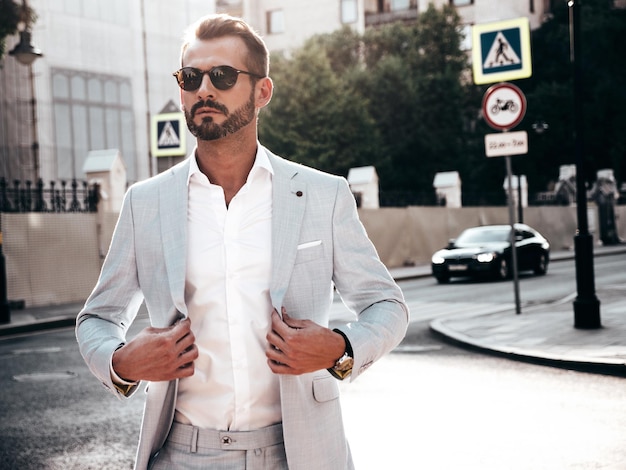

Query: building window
[450,0,474,6]
[266,10,285,34]
[341,0,358,24]
[51,69,136,181]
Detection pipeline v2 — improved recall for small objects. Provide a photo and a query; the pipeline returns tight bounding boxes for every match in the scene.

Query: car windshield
[455,227,510,245]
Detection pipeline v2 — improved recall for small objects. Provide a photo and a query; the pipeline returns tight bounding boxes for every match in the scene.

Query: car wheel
[495,258,510,280]
[435,274,450,284]
[534,252,548,275]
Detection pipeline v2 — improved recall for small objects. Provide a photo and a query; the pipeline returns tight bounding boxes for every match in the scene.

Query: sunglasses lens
[175,66,251,91]
[210,66,240,90]
[185,69,203,91]
[175,68,202,91]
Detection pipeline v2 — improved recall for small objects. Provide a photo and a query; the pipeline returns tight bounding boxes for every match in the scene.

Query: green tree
[259,36,380,177]
[520,0,626,191]
[259,4,469,197]
[0,0,36,62]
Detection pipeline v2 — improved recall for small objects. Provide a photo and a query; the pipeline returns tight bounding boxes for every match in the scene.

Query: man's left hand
[266,308,345,375]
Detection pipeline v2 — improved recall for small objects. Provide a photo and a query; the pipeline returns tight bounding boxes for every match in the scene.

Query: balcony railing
[365,8,419,27]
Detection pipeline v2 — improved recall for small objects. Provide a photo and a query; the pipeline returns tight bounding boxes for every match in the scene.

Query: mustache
[191,99,229,117]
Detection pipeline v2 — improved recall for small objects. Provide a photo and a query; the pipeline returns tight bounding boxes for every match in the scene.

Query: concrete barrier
[3,205,624,307]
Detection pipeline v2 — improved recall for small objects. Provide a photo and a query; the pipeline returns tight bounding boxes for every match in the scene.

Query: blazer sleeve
[75,186,145,398]
[330,178,409,381]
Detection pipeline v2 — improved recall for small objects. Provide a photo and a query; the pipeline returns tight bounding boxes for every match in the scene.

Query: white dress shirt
[174,146,281,431]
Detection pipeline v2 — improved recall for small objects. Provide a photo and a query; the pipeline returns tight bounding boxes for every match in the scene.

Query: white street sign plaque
[485,131,528,157]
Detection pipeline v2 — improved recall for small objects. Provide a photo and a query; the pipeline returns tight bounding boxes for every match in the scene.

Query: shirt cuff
[110,345,139,396]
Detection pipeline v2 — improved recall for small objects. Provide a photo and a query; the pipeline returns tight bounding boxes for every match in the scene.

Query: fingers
[171,317,193,340]
[266,307,345,376]
[268,311,288,350]
[114,317,199,382]
[169,319,198,374]
[282,312,307,329]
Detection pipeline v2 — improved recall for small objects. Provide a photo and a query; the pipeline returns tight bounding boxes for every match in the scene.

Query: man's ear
[256,77,273,109]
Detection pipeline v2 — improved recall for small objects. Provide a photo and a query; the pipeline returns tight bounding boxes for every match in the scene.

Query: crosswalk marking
[482,31,521,70]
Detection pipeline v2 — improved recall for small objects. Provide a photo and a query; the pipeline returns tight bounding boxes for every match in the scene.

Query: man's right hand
[112,318,198,382]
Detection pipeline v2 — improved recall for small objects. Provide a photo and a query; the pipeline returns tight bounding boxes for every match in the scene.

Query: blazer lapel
[268,153,306,310]
[159,159,190,316]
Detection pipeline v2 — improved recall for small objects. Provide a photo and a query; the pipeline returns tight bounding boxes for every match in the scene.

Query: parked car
[431,223,550,284]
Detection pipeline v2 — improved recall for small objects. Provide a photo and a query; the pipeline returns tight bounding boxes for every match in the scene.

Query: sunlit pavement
[340,351,626,470]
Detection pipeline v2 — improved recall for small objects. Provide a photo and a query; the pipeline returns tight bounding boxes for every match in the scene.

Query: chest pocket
[295,240,324,265]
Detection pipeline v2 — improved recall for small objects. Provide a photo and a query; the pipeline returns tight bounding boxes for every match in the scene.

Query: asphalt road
[1,253,624,469]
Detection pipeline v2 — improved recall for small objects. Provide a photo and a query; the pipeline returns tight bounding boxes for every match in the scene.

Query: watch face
[335,356,354,372]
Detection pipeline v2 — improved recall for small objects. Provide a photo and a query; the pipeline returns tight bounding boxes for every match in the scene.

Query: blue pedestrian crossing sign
[151,112,186,157]
[472,17,532,85]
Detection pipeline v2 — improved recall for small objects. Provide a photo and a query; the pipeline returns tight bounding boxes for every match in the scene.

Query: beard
[184,88,256,141]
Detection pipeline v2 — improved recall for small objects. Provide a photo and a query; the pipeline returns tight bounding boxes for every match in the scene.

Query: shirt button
[222,436,232,446]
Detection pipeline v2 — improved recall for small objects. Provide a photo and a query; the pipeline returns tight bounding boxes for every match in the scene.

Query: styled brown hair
[180,14,269,78]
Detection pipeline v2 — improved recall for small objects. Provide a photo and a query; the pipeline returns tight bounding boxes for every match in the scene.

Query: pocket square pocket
[294,240,324,265]
[297,240,322,250]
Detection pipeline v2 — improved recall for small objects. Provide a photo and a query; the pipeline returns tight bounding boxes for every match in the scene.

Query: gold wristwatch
[328,329,354,380]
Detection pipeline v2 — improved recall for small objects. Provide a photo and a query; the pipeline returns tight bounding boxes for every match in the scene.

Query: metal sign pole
[0,213,10,324]
[482,83,527,315]
[504,154,521,314]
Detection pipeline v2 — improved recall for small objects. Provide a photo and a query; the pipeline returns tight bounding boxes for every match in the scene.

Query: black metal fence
[0,178,99,213]
[378,189,626,208]
[379,190,508,207]
[2,178,622,212]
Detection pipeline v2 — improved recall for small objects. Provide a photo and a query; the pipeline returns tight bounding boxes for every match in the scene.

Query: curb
[429,315,626,378]
[0,316,76,337]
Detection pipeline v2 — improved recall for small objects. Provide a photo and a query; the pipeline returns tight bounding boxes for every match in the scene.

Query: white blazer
[76,147,409,470]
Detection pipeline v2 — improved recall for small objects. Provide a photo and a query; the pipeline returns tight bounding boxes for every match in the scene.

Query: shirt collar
[187,143,273,186]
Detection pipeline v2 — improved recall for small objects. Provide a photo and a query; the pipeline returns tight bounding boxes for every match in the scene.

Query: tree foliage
[259,4,469,194]
[0,0,36,61]
[259,2,626,202]
[520,0,626,192]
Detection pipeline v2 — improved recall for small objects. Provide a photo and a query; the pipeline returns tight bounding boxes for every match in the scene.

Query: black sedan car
[431,223,550,283]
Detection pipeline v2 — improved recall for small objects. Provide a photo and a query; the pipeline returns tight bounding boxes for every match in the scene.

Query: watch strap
[332,328,353,357]
[327,329,354,380]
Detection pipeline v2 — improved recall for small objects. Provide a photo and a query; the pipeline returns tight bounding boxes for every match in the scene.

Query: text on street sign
[485,131,528,157]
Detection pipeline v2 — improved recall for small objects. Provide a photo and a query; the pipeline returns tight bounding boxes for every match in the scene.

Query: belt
[168,421,284,453]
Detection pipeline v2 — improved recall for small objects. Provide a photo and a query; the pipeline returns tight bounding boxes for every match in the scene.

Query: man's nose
[196,74,216,99]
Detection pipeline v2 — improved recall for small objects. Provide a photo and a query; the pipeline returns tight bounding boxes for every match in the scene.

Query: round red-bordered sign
[482,82,527,131]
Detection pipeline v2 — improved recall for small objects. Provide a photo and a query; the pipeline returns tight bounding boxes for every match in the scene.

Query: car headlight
[432,254,445,264]
[476,252,495,263]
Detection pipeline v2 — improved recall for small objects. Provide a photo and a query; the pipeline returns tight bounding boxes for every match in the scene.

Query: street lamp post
[569,0,601,329]
[3,0,43,324]
[8,1,43,182]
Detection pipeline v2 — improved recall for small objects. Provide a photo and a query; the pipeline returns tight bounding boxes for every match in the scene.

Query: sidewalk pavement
[1,245,625,376]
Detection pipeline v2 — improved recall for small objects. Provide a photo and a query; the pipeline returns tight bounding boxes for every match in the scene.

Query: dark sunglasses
[173,65,265,91]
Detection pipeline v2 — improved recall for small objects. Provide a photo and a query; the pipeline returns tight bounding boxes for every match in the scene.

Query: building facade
[1,0,554,186]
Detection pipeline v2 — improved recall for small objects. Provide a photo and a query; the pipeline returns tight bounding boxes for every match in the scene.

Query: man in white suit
[77,14,408,470]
